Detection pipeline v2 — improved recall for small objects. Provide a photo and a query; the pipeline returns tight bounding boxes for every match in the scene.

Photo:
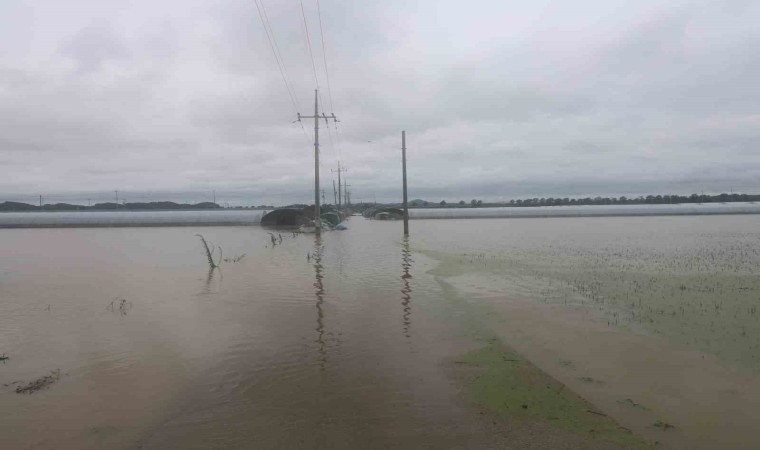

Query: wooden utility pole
[402,130,409,235]
[298,89,337,235]
[332,162,347,210]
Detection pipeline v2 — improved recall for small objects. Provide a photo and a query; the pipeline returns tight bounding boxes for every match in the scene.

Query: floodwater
[1,216,759,449]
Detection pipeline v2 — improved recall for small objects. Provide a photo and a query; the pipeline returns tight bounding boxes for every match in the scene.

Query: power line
[315,0,334,115]
[254,0,310,142]
[293,0,338,166]
[254,0,298,113]
[298,0,320,90]
[299,0,330,154]
[313,0,343,165]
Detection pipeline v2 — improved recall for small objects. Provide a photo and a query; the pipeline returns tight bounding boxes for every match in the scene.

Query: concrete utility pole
[332,162,347,210]
[39,195,43,210]
[332,180,338,206]
[298,89,338,235]
[402,130,409,235]
[343,178,349,208]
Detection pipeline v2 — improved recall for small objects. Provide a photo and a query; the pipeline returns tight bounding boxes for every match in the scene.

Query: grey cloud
[1,0,759,205]
[59,22,130,72]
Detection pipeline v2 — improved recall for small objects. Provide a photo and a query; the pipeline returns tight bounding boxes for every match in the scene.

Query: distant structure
[363,207,403,220]
[261,208,309,227]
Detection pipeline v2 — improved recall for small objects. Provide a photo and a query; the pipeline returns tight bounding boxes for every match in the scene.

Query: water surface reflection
[312,235,327,369]
[401,236,413,338]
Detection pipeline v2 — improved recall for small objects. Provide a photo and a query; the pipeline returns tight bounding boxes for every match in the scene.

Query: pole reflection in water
[401,235,413,338]
[312,235,327,369]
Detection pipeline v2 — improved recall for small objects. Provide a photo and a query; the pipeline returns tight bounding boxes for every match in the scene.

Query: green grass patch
[460,341,650,449]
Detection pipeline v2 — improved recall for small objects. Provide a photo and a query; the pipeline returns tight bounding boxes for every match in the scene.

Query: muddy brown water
[1,216,759,449]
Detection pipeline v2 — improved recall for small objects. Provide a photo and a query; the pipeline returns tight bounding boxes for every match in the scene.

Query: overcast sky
[1,0,759,205]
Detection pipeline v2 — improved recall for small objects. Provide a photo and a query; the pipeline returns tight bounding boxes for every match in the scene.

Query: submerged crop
[420,225,760,369]
[460,341,649,449]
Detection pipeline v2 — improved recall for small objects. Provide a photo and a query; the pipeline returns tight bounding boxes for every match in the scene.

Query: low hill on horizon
[0,201,222,212]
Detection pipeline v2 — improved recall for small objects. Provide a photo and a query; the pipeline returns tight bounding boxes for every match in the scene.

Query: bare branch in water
[195,234,218,269]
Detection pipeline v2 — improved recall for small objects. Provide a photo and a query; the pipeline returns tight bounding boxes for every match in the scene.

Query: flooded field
[413,215,760,449]
[1,216,759,449]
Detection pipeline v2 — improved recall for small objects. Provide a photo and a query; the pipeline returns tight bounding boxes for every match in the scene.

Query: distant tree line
[431,192,760,208]
[504,193,759,207]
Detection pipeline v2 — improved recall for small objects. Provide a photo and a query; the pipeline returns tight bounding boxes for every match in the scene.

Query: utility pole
[332,180,338,206]
[213,190,216,205]
[115,190,119,205]
[321,189,326,205]
[39,195,43,210]
[402,130,409,235]
[332,162,347,210]
[298,89,337,235]
[343,178,349,209]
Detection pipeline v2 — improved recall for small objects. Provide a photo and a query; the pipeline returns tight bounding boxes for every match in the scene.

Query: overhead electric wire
[315,0,334,115]
[313,0,342,165]
[298,0,320,90]
[254,0,310,142]
[254,0,298,112]
[295,0,339,167]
